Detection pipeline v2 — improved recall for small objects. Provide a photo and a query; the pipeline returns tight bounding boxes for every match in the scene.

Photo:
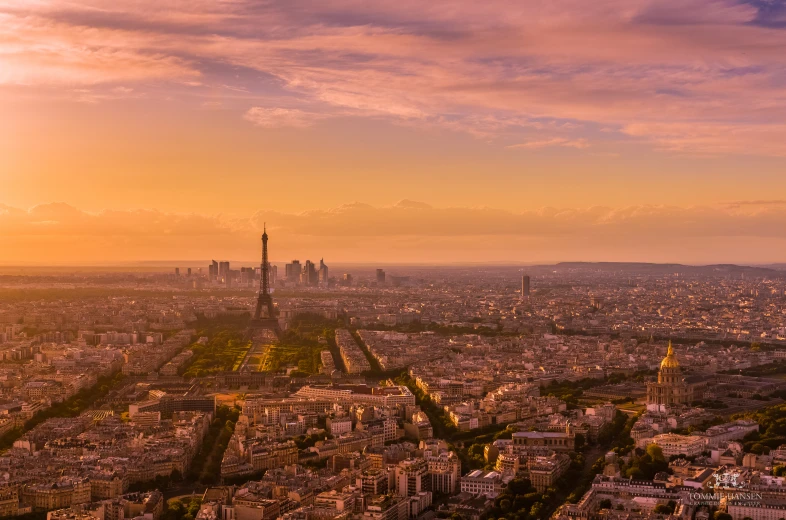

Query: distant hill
[761,263,786,271]
[548,262,784,276]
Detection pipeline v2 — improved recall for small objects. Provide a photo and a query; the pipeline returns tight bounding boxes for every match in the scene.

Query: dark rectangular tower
[522,274,530,297]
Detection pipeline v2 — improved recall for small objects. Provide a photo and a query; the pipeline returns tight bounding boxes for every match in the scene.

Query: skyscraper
[522,274,530,297]
[240,267,255,286]
[302,260,318,286]
[376,269,386,284]
[285,260,301,283]
[318,258,329,286]
[218,261,230,280]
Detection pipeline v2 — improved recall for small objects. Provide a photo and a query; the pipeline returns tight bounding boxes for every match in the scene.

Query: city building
[460,470,504,498]
[646,342,706,407]
[645,433,706,458]
[512,425,576,453]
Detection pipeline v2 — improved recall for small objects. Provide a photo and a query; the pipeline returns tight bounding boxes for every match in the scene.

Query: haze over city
[4,0,786,264]
[6,3,786,520]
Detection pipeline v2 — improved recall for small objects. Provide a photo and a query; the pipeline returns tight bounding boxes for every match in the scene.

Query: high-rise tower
[521,274,530,297]
[318,258,329,286]
[254,225,276,320]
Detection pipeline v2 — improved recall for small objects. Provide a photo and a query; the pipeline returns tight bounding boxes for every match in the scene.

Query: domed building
[646,342,705,407]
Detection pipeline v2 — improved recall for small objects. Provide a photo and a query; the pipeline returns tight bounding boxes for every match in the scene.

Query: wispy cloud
[508,138,590,149]
[724,199,786,209]
[3,201,786,263]
[243,107,326,128]
[71,85,141,104]
[2,0,786,156]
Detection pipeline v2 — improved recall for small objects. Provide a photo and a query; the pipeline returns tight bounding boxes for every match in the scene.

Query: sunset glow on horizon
[3,0,786,264]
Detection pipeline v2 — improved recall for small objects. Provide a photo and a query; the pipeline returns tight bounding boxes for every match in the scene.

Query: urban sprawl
[2,243,786,520]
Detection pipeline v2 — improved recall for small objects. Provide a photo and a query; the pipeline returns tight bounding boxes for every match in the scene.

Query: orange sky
[3,0,786,264]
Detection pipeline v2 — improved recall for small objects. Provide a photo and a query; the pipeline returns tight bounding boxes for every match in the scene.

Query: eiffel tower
[253,225,276,321]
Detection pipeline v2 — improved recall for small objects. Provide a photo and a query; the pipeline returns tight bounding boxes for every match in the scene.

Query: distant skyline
[3,1,786,263]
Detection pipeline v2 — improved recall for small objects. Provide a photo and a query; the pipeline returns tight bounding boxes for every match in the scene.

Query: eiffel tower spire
[254,224,275,320]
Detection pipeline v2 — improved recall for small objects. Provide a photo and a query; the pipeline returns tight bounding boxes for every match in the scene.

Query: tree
[469,444,485,457]
[522,492,541,507]
[163,500,185,520]
[599,499,612,510]
[574,433,586,450]
[751,443,770,455]
[654,504,675,514]
[507,478,532,496]
[529,502,544,520]
[646,444,665,462]
[626,467,644,479]
[187,499,201,518]
[713,513,733,520]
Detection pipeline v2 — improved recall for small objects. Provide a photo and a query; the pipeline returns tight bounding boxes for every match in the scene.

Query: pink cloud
[243,107,325,128]
[3,0,786,156]
[0,9,200,86]
[508,138,590,149]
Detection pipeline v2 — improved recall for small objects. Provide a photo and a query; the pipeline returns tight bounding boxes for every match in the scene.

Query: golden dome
[660,341,680,369]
